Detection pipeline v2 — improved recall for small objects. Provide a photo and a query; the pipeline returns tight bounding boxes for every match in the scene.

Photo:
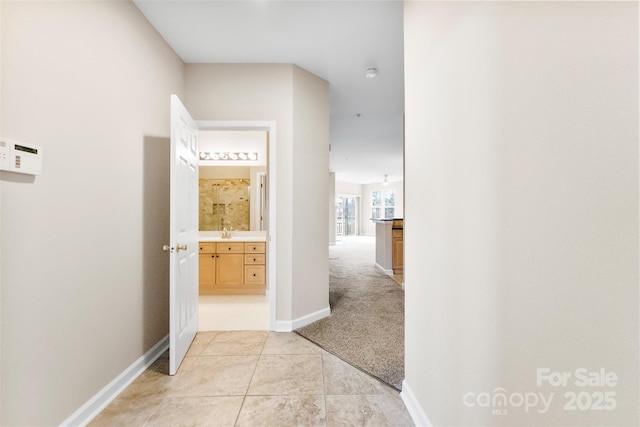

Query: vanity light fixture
[365,67,377,78]
[198,152,259,161]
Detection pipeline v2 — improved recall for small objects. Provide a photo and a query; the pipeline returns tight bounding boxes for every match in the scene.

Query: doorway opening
[196,121,277,331]
[336,195,359,239]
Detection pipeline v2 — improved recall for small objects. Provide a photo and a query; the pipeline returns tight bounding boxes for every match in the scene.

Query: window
[371,189,395,219]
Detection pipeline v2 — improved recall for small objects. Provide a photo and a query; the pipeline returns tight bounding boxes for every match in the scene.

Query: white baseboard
[401,379,434,427]
[273,306,331,332]
[375,263,394,275]
[60,335,169,427]
[292,306,330,329]
[274,320,293,332]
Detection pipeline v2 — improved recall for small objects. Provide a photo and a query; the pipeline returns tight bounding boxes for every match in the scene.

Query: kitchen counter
[199,231,267,242]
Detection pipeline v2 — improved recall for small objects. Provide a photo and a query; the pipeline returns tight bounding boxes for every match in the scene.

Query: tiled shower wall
[199,179,250,231]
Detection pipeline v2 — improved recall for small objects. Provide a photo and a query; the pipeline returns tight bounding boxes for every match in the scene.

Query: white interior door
[168,94,199,375]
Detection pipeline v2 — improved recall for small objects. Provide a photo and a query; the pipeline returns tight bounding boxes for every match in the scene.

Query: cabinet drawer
[216,242,244,253]
[392,229,403,238]
[199,242,217,254]
[245,254,265,265]
[245,265,265,285]
[244,242,265,254]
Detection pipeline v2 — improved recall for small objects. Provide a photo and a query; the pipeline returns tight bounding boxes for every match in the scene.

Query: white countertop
[199,231,267,242]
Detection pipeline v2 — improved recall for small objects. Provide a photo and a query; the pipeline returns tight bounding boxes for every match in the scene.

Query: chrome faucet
[220,221,233,238]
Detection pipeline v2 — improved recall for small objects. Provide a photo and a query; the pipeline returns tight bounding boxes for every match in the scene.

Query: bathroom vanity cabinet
[199,241,266,295]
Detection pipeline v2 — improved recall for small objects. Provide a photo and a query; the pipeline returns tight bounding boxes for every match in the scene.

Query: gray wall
[404,2,638,425]
[1,1,184,424]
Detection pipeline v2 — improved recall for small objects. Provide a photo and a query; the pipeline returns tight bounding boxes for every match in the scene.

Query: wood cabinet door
[199,253,216,294]
[216,254,244,285]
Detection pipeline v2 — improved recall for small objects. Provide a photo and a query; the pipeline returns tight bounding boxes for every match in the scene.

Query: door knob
[163,244,173,252]
[176,243,188,252]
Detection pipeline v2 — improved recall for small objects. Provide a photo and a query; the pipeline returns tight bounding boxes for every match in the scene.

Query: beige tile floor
[90,331,414,427]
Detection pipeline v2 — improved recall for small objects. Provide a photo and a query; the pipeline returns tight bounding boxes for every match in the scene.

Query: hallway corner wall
[292,65,330,319]
[404,1,639,425]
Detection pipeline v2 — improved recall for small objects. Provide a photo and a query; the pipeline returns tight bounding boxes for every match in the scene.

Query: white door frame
[196,120,277,331]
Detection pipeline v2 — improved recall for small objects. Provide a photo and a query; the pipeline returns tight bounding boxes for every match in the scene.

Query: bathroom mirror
[198,130,268,232]
[199,166,266,231]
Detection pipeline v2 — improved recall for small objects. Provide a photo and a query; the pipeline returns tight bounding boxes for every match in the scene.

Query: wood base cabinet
[199,241,266,295]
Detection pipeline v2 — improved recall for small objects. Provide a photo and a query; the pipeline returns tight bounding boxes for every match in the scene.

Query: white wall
[335,181,362,196]
[199,130,267,167]
[184,63,329,325]
[0,1,184,424]
[404,2,638,426]
[199,166,250,179]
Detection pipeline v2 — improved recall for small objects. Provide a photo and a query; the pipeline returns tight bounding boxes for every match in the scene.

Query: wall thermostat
[0,139,43,175]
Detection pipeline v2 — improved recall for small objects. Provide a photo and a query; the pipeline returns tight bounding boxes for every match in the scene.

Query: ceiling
[134,0,405,185]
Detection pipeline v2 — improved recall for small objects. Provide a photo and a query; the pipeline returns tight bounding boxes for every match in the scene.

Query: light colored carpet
[295,235,404,390]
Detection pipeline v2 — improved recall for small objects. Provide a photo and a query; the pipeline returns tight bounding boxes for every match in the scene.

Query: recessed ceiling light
[365,67,377,78]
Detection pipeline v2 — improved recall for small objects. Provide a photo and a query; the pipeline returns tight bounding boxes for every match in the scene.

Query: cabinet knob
[253,258,256,262]
[253,273,256,277]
